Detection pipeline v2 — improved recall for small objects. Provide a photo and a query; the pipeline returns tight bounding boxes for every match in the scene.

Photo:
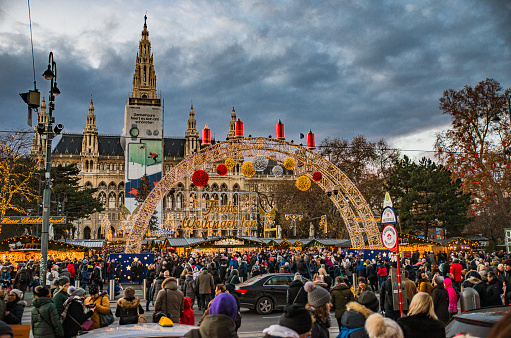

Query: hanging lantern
[225,158,235,169]
[296,175,311,191]
[276,119,285,140]
[201,124,211,146]
[253,156,269,171]
[235,118,244,138]
[272,165,283,177]
[307,130,316,150]
[284,158,295,170]
[216,164,228,176]
[312,171,322,182]
[192,170,209,187]
[241,162,255,177]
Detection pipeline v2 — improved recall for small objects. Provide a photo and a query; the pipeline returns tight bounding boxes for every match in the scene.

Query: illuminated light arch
[125,137,382,253]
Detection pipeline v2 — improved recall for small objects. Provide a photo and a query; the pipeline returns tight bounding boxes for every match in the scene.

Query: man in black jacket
[486,271,503,306]
[287,273,307,306]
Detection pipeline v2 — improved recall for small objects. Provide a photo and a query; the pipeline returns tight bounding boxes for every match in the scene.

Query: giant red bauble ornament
[192,170,209,187]
[312,171,322,182]
[216,164,228,176]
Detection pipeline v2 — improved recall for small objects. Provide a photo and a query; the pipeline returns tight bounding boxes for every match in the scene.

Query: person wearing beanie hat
[330,276,355,328]
[366,313,404,338]
[263,304,312,338]
[84,284,110,330]
[304,281,332,338]
[31,286,64,338]
[189,293,237,338]
[115,286,144,325]
[53,276,71,315]
[357,291,379,313]
[61,285,94,338]
[4,289,26,325]
[0,320,13,338]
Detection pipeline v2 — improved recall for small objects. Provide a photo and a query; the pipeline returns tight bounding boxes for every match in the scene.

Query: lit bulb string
[125,137,382,253]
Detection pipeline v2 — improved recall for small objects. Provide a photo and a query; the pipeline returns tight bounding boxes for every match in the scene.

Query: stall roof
[65,239,105,249]
[0,236,89,251]
[434,237,478,246]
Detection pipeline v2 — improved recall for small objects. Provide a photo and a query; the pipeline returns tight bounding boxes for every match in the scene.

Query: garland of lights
[253,155,269,172]
[216,164,228,176]
[225,158,235,169]
[312,171,323,182]
[192,170,209,187]
[284,157,295,170]
[272,165,284,177]
[296,175,312,191]
[241,161,256,177]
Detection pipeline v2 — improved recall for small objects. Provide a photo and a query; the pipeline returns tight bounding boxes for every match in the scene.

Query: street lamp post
[285,214,303,237]
[39,52,63,285]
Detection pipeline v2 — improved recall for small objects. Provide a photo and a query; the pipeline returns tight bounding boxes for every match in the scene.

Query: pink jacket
[444,278,458,314]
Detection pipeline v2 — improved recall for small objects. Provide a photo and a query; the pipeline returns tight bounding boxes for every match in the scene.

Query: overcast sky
[1,0,510,159]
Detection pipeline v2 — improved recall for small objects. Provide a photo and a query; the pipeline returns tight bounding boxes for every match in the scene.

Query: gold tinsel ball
[225,158,235,169]
[284,158,295,170]
[296,175,311,191]
[241,161,256,177]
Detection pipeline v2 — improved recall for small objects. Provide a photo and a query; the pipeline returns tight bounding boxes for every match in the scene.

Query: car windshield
[239,275,266,285]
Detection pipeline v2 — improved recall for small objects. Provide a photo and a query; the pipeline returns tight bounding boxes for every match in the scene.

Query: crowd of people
[0,247,508,337]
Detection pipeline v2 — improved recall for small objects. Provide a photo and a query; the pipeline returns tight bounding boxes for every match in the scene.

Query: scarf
[60,296,88,323]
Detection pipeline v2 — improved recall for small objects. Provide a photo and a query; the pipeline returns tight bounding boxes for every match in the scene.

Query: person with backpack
[338,291,379,338]
[115,286,144,325]
[13,266,31,298]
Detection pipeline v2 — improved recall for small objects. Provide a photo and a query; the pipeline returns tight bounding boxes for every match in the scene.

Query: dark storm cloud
[1,0,511,153]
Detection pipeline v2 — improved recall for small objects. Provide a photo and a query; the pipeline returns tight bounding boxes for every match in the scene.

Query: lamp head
[42,65,54,80]
[53,124,64,135]
[52,83,61,97]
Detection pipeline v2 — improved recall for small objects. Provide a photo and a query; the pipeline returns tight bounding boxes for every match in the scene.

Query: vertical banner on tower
[124,104,163,225]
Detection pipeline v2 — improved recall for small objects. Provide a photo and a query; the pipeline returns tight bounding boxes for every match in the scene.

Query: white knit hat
[365,313,403,338]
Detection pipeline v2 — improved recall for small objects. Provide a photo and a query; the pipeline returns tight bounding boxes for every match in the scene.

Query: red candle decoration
[192,170,209,187]
[216,164,228,176]
[307,130,316,150]
[312,171,323,182]
[235,118,244,138]
[202,124,211,146]
[276,120,285,140]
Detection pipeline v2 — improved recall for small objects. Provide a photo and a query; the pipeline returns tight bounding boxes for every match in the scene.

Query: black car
[235,273,308,315]
[445,306,510,337]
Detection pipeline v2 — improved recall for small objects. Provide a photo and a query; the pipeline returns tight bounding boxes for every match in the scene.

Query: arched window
[108,182,117,190]
[118,193,124,206]
[220,183,228,192]
[118,182,125,190]
[167,194,174,210]
[98,192,107,205]
[176,192,183,209]
[232,193,238,206]
[83,226,91,239]
[108,192,116,209]
[221,193,227,206]
[233,184,240,192]
[212,183,219,192]
[98,181,107,190]
[85,181,93,189]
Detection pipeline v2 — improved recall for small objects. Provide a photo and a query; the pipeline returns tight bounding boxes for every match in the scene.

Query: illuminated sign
[180,201,257,229]
[0,216,67,224]
[214,239,244,246]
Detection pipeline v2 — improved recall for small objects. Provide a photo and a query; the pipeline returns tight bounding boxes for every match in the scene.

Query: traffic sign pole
[395,234,404,317]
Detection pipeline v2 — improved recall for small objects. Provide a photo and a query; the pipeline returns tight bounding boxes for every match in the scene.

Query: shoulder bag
[99,296,115,327]
[137,306,147,323]
[152,289,169,323]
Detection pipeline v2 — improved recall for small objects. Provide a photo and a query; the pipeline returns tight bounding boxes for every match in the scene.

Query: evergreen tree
[135,175,158,230]
[386,156,471,237]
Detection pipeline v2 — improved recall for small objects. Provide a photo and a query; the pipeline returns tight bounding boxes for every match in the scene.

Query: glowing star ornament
[272,165,284,177]
[284,158,295,170]
[192,170,209,187]
[241,161,256,177]
[296,175,311,191]
[312,171,322,182]
[253,156,269,171]
[225,158,235,169]
[216,164,228,176]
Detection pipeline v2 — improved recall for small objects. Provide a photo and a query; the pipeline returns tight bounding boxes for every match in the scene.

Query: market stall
[0,235,88,262]
[397,233,446,256]
[189,236,264,254]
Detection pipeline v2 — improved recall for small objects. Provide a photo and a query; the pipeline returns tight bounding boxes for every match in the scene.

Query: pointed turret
[227,106,237,140]
[185,105,199,157]
[31,98,48,158]
[81,99,99,158]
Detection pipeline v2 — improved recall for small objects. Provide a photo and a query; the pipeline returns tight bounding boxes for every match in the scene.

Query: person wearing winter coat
[31,286,64,338]
[183,272,196,308]
[48,266,59,294]
[115,286,144,325]
[3,289,26,324]
[444,278,458,317]
[397,292,445,338]
[13,267,31,294]
[365,313,404,338]
[376,261,388,289]
[84,284,110,330]
[52,276,70,315]
[180,296,195,325]
[262,304,312,338]
[151,272,166,302]
[404,270,417,306]
[431,276,449,325]
[462,271,487,307]
[450,259,463,289]
[330,276,355,329]
[196,269,215,311]
[355,277,373,298]
[67,263,76,285]
[185,292,238,338]
[78,265,90,290]
[486,271,503,306]
[304,281,332,338]
[61,286,94,338]
[338,291,379,338]
[417,273,433,295]
[366,261,377,292]
[227,269,240,284]
[154,277,184,323]
[287,273,307,306]
[356,260,367,279]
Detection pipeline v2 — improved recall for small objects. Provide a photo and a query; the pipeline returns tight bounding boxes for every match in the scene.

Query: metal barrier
[109,280,115,301]
[143,279,147,300]
[460,287,480,312]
